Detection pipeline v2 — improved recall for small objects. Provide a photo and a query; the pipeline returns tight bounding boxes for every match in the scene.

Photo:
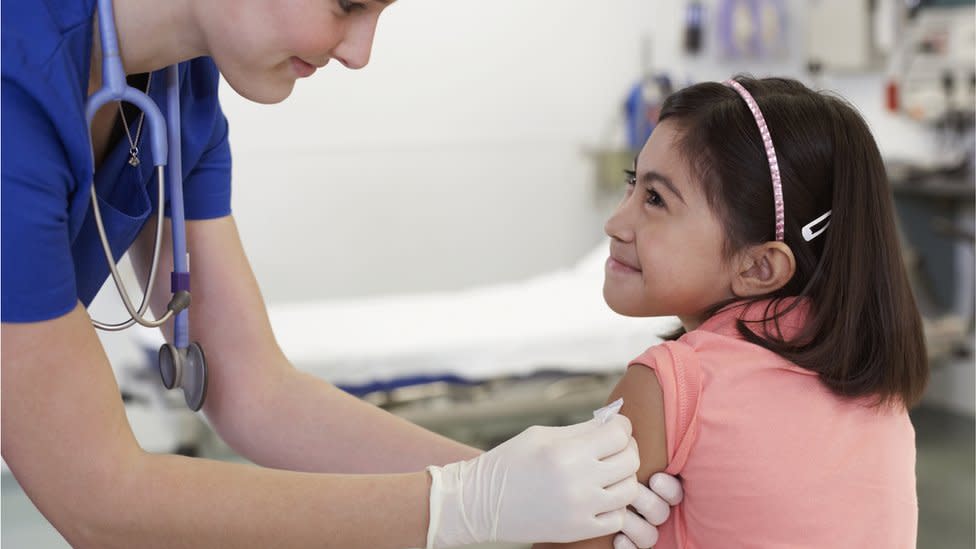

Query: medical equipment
[85,0,207,411]
[805,0,881,72]
[885,2,976,125]
[717,0,789,60]
[623,36,674,151]
[684,2,705,55]
[625,74,673,150]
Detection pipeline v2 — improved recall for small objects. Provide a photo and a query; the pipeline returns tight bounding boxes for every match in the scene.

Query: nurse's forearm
[1,305,433,549]
[133,217,481,473]
[209,362,481,474]
[85,451,431,549]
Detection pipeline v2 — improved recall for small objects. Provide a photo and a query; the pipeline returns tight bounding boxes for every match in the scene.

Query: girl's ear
[731,242,796,297]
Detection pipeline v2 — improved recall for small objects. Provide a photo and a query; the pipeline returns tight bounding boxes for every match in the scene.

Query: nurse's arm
[2,304,431,548]
[130,215,481,474]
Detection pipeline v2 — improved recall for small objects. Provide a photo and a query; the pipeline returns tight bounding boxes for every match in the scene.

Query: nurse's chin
[224,73,297,105]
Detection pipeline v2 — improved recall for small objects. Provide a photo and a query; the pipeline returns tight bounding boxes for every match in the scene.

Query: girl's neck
[679,315,705,332]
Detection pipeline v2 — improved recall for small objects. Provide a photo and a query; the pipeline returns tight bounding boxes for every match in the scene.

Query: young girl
[538,76,928,549]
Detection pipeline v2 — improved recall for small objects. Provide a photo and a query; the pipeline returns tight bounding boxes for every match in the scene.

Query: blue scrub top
[1,0,233,322]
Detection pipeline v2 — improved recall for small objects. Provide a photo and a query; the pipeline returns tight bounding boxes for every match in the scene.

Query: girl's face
[199,0,392,104]
[603,121,737,330]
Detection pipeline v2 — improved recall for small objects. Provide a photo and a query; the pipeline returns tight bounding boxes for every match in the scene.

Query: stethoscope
[85,0,207,411]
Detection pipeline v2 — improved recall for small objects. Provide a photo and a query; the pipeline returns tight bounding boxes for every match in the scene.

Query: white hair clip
[801,210,832,242]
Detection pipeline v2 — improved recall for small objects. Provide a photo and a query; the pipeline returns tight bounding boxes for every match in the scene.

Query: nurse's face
[200,0,392,104]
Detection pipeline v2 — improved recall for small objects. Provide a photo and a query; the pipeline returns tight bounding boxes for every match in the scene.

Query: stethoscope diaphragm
[158,342,208,411]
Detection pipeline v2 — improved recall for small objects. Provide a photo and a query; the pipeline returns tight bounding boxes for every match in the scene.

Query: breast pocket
[71,177,154,304]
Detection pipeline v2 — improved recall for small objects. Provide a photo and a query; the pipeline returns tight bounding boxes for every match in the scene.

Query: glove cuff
[426,463,479,549]
[425,465,442,549]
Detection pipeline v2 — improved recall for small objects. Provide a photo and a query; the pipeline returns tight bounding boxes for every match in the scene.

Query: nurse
[1,0,683,547]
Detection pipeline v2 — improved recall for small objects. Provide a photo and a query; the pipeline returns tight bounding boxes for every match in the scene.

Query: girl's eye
[646,188,665,208]
[624,169,637,186]
[624,169,665,208]
[338,0,368,13]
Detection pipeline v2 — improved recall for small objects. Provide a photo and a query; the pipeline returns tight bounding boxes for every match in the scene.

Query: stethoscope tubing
[86,0,188,344]
[90,166,172,330]
[165,65,191,349]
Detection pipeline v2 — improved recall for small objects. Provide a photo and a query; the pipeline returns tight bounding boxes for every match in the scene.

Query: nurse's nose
[334,16,378,69]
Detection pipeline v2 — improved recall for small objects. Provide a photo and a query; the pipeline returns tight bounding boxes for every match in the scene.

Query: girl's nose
[605,202,635,243]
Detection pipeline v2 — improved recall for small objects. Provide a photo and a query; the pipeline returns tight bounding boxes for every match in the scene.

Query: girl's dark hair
[658,76,928,408]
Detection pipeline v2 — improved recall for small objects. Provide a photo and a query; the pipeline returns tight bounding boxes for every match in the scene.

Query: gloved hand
[613,472,684,549]
[426,415,640,548]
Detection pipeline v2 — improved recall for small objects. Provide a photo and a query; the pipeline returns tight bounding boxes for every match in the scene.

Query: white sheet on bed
[264,242,679,387]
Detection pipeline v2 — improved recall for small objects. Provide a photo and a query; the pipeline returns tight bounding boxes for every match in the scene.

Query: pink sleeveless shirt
[633,302,918,548]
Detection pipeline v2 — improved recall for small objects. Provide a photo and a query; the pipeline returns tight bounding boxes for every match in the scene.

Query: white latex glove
[613,472,685,549]
[426,414,640,548]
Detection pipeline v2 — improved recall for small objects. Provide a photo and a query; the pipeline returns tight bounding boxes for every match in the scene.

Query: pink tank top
[633,302,918,548]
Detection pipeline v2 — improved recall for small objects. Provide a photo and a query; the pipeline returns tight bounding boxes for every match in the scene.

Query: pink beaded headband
[724,79,786,241]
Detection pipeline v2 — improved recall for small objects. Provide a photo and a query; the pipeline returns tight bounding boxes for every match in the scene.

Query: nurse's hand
[613,472,684,549]
[426,415,640,548]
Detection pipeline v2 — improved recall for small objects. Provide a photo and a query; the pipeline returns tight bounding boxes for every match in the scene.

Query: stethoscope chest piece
[158,342,208,411]
[88,0,205,412]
